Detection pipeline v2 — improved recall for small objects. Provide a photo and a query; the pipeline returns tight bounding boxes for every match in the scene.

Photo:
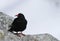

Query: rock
[0,12,59,41]
[0,12,13,35]
[0,30,4,39]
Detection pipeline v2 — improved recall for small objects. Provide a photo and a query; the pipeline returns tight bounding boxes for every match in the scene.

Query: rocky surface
[0,12,59,41]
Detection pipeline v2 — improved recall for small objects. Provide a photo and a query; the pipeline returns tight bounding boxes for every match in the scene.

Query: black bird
[8,13,27,36]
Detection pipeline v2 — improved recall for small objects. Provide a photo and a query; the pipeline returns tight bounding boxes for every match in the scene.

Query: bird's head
[15,13,24,18]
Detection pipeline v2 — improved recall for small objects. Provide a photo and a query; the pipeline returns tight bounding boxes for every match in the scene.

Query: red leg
[21,33,25,36]
[18,32,25,36]
[21,32,25,36]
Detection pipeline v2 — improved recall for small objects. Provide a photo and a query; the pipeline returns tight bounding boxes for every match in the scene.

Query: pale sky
[0,0,60,40]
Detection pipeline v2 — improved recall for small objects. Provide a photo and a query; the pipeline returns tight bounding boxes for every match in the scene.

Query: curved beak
[15,14,18,16]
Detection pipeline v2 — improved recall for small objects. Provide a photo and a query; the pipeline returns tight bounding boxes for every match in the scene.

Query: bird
[8,13,27,37]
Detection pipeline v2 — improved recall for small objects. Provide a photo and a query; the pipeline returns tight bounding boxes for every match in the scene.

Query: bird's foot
[17,33,26,37]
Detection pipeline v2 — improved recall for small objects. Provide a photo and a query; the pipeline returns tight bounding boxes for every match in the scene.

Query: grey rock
[0,12,59,41]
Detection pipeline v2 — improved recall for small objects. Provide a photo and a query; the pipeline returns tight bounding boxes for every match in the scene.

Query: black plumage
[8,13,27,33]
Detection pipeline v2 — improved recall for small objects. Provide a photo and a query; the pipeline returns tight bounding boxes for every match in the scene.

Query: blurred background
[0,0,60,40]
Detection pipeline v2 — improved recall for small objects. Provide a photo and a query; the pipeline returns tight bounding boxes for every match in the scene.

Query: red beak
[15,14,18,16]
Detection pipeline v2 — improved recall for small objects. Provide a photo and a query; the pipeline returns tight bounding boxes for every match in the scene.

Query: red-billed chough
[8,13,27,36]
